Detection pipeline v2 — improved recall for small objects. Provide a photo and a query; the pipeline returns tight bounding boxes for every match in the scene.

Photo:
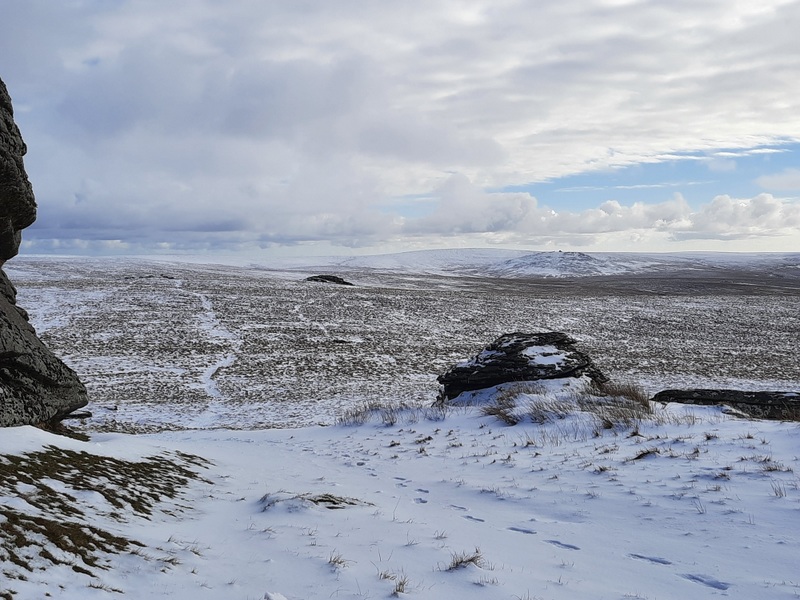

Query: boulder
[437,331,606,402]
[305,275,354,286]
[652,389,800,420]
[0,77,89,426]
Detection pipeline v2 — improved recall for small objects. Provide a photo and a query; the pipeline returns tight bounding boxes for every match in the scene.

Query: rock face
[0,77,89,426]
[437,332,606,402]
[652,389,800,420]
[0,78,37,263]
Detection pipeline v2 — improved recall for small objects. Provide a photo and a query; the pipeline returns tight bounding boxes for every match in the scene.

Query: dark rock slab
[1,271,89,426]
[305,274,354,286]
[1,77,89,426]
[437,331,606,402]
[652,389,800,420]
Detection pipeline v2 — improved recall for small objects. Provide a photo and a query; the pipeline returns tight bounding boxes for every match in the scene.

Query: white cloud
[674,193,800,240]
[706,158,737,173]
[401,179,799,248]
[2,0,800,253]
[756,168,800,191]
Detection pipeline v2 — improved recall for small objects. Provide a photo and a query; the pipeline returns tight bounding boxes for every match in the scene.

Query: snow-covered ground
[2,400,799,599]
[2,253,799,599]
[5,256,799,431]
[267,248,800,279]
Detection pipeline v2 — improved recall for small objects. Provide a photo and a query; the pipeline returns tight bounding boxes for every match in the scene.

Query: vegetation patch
[260,490,372,510]
[0,445,211,596]
[478,380,656,432]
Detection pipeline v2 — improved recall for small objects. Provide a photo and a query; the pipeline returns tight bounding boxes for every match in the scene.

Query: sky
[2,0,800,256]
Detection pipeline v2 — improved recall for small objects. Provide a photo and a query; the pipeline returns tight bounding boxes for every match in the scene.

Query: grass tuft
[327,550,351,569]
[446,548,485,571]
[481,396,520,425]
[337,400,449,426]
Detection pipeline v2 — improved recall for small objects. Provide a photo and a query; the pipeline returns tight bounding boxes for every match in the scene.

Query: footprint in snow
[414,497,428,504]
[629,553,672,565]
[449,504,468,511]
[681,574,731,590]
[508,526,536,535]
[545,540,580,550]
[415,488,429,493]
[463,515,485,523]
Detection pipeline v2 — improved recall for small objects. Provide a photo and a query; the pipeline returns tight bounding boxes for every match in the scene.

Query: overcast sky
[2,0,800,256]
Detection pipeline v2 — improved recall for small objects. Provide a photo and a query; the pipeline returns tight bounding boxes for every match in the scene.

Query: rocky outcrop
[0,76,89,426]
[437,332,606,402]
[652,389,800,420]
[0,78,36,263]
[305,275,354,286]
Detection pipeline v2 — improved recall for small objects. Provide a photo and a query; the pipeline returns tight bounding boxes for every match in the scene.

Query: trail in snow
[189,289,242,427]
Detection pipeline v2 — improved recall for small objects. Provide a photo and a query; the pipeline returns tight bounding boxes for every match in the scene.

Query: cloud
[756,168,800,191]
[400,177,799,247]
[706,158,737,173]
[673,193,800,240]
[405,174,536,234]
[3,0,800,253]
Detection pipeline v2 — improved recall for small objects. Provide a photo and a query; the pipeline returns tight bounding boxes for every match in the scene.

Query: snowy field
[2,254,799,599]
[5,255,800,432]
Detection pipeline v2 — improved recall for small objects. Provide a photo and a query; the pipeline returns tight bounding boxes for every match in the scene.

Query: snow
[2,254,800,598]
[521,345,567,365]
[9,249,800,281]
[2,402,799,599]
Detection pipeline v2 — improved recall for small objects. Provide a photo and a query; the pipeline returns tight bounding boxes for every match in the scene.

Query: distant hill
[280,249,800,279]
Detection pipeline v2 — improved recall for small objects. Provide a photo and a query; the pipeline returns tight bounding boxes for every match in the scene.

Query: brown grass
[0,445,210,597]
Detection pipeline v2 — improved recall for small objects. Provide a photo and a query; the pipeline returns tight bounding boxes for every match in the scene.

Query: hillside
[264,249,800,279]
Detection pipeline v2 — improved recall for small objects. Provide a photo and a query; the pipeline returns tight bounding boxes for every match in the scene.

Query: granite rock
[652,389,800,421]
[0,77,89,426]
[437,331,606,402]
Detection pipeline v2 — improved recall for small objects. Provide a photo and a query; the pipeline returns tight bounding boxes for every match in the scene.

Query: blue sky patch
[500,142,800,212]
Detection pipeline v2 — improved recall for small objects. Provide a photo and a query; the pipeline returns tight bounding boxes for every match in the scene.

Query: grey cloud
[405,174,535,234]
[357,117,506,167]
[3,0,800,254]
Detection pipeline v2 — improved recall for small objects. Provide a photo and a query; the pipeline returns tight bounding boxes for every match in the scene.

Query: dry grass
[477,380,656,432]
[336,400,449,426]
[0,446,210,597]
[445,548,485,571]
[259,490,372,510]
[327,550,351,569]
[480,395,521,425]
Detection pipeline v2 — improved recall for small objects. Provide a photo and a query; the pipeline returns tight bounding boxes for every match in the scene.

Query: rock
[652,389,800,420]
[0,78,36,264]
[0,271,89,426]
[0,77,89,427]
[305,274,354,286]
[437,331,607,402]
